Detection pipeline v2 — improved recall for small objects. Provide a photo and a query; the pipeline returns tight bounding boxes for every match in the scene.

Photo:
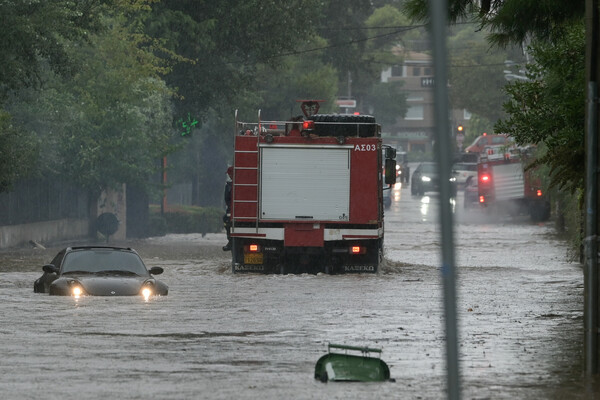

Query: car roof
[64,246,138,253]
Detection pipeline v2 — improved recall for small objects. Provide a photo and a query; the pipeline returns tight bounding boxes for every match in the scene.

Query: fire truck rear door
[260,146,351,221]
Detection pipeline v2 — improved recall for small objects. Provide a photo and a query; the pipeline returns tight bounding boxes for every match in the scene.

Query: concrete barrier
[0,218,89,249]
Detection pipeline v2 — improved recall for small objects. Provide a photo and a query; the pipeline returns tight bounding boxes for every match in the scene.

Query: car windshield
[419,163,437,174]
[61,249,148,276]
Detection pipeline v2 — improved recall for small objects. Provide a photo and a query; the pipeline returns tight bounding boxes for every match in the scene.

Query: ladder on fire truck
[231,109,261,234]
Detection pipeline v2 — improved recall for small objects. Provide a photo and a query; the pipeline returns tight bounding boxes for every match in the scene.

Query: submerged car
[410,162,457,197]
[34,246,168,297]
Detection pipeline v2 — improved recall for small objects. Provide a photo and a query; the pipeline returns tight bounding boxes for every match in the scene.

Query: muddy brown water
[0,185,594,399]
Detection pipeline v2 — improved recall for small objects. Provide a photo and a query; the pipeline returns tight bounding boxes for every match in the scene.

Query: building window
[405,105,424,120]
[391,65,404,77]
[424,67,432,76]
[413,67,421,76]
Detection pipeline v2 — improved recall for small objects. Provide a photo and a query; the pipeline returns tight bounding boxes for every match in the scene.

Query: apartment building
[380,50,468,154]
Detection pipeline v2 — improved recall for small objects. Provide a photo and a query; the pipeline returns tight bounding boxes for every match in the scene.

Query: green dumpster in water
[314,344,392,382]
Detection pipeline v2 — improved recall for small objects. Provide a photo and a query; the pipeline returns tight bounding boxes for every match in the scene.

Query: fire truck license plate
[244,253,263,264]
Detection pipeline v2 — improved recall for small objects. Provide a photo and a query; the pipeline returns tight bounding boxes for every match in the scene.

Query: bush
[148,214,167,237]
[148,205,223,236]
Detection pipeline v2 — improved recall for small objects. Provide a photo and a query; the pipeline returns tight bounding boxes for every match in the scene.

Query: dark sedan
[34,246,168,298]
[410,162,457,197]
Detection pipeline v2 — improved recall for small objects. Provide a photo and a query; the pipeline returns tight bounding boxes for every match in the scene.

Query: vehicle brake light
[245,244,260,252]
[302,120,315,130]
[537,190,542,197]
[479,195,485,203]
[269,124,278,129]
[350,246,366,254]
[480,175,490,183]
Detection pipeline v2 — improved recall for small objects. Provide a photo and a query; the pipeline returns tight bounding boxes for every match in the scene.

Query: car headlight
[421,176,431,182]
[141,281,154,300]
[67,280,85,297]
[449,177,457,182]
[141,287,152,299]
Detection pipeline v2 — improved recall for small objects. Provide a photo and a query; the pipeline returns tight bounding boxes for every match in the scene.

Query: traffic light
[456,125,464,135]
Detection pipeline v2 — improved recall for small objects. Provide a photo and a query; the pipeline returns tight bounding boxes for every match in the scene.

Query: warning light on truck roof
[302,120,315,131]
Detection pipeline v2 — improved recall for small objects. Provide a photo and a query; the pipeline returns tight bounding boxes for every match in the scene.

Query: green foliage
[0,111,39,192]
[7,12,175,198]
[148,204,223,236]
[366,81,407,127]
[249,35,339,119]
[146,0,321,118]
[447,26,513,122]
[0,0,110,101]
[464,114,495,144]
[403,0,584,48]
[495,22,585,194]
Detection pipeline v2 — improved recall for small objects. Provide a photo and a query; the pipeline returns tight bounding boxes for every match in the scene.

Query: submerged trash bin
[314,343,392,382]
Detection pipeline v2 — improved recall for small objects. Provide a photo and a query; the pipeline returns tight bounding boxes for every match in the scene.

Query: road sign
[336,99,356,108]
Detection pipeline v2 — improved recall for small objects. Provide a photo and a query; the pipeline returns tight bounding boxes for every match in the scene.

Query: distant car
[452,162,478,188]
[34,246,168,297]
[410,162,457,197]
[463,176,479,209]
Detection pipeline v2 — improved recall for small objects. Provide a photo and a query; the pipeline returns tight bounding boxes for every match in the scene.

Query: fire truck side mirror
[385,158,397,185]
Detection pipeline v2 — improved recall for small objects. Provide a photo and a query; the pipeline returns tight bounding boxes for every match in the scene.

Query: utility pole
[584,0,600,376]
[429,0,461,398]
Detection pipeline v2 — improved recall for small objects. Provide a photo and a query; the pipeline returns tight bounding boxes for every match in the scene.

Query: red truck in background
[229,101,396,274]
[476,145,550,221]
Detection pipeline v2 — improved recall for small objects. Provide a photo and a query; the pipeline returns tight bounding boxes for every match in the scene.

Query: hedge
[149,204,223,237]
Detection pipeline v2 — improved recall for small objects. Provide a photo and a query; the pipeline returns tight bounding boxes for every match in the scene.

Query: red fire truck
[476,146,550,221]
[229,101,396,274]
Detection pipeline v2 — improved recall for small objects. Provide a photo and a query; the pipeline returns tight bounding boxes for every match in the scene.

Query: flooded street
[0,182,587,399]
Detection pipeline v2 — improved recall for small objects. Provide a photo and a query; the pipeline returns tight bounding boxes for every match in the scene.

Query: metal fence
[0,179,89,226]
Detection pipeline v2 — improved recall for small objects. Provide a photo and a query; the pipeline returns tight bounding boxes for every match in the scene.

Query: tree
[0,111,38,192]
[403,0,584,48]
[7,13,175,200]
[145,0,322,120]
[365,80,407,127]
[447,25,516,123]
[495,23,585,194]
[0,0,110,101]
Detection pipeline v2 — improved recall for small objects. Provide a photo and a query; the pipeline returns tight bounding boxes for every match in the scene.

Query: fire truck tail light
[302,120,315,131]
[350,246,366,255]
[537,189,542,197]
[245,244,260,252]
[481,175,490,183]
[479,195,485,203]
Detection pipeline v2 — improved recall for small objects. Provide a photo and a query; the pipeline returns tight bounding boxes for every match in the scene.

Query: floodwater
[0,181,590,399]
